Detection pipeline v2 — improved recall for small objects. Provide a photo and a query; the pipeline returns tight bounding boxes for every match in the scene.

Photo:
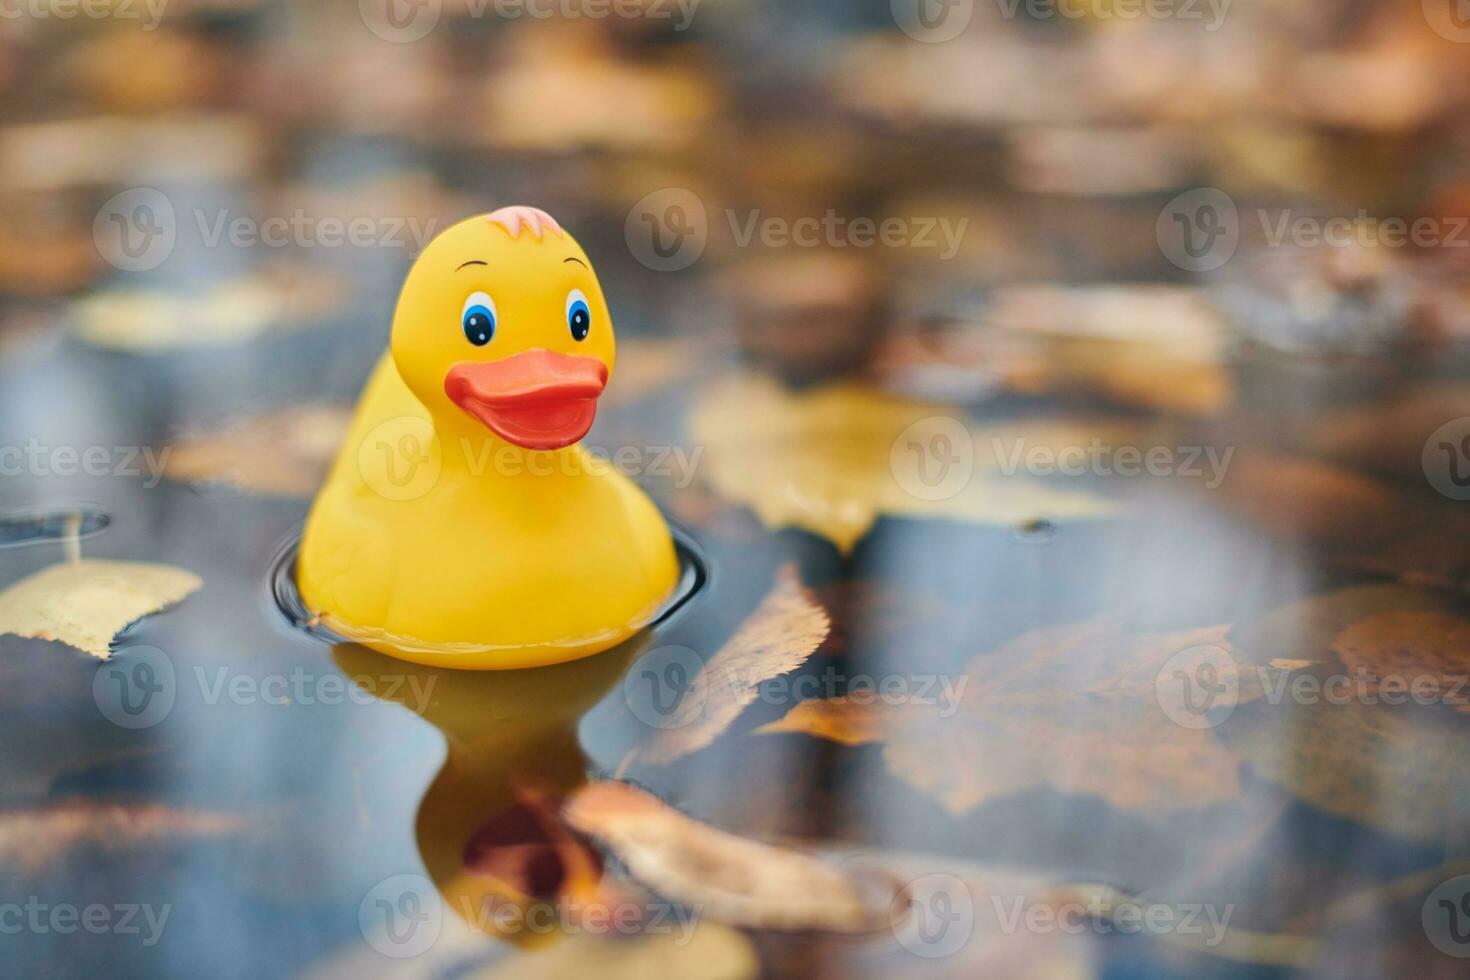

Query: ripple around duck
[266,520,709,654]
[0,504,111,549]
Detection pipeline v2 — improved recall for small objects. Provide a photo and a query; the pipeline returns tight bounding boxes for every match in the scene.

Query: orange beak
[444,349,608,450]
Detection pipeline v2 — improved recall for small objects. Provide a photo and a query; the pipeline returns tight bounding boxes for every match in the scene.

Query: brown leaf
[0,800,245,875]
[639,564,830,766]
[762,619,1250,819]
[563,781,890,933]
[164,404,352,497]
[0,559,201,659]
[1331,611,1470,711]
[1226,700,1470,843]
[690,372,1120,553]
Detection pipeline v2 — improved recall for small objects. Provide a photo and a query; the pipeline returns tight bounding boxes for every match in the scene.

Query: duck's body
[298,208,678,669]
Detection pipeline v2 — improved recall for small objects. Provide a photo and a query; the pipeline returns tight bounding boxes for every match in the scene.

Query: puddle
[267,522,709,651]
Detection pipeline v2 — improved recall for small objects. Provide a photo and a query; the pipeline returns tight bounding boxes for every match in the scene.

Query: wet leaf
[640,564,830,766]
[0,800,245,875]
[760,619,1254,819]
[1226,700,1470,843]
[164,404,352,497]
[1331,612,1470,713]
[563,781,889,933]
[0,560,201,659]
[690,372,1120,553]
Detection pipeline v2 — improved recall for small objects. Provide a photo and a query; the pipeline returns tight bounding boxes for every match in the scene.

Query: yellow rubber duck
[298,207,679,670]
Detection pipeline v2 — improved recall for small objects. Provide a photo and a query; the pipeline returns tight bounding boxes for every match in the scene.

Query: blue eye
[567,289,591,342]
[462,292,496,346]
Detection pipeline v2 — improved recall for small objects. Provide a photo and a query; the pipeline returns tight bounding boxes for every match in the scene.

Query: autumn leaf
[0,560,201,659]
[639,564,830,766]
[564,781,890,933]
[760,619,1255,819]
[1225,700,1470,843]
[1332,611,1470,712]
[164,404,352,497]
[689,372,1121,553]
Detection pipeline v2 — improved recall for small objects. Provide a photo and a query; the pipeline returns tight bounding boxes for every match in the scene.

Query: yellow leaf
[165,404,352,497]
[0,560,201,659]
[563,781,887,933]
[690,372,1120,553]
[640,564,830,765]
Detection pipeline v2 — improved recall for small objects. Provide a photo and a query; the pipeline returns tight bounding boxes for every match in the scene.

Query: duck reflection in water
[333,635,644,946]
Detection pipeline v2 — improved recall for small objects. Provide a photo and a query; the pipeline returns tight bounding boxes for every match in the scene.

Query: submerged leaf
[761,619,1252,819]
[690,373,1120,553]
[640,564,831,766]
[1226,700,1470,843]
[0,560,201,659]
[564,781,889,933]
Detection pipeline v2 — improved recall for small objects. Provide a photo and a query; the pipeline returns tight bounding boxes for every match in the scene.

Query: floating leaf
[761,619,1254,819]
[0,560,201,659]
[165,404,352,497]
[690,372,1120,553]
[640,564,830,766]
[564,781,888,933]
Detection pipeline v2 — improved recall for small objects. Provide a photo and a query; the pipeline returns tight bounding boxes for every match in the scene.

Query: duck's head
[391,206,616,451]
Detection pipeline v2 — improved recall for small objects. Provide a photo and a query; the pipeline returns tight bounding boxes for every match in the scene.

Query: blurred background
[4,2,1470,978]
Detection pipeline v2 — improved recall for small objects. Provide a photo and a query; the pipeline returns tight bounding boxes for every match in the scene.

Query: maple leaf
[689,372,1122,553]
[0,560,201,659]
[760,618,1253,819]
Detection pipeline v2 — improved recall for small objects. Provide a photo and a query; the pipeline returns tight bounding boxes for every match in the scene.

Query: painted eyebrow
[563,257,588,268]
[457,260,487,270]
